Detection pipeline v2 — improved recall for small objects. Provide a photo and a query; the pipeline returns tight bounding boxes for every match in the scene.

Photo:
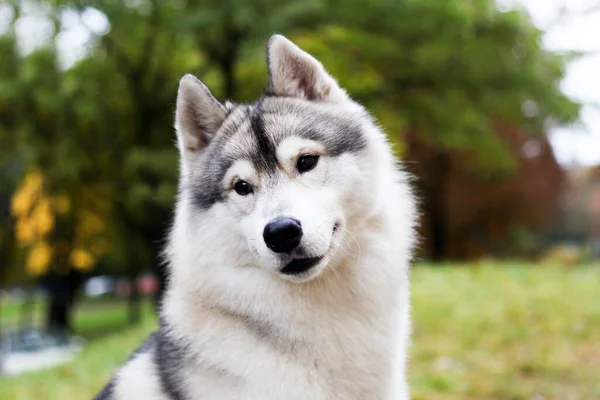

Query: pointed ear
[266,35,348,103]
[175,74,227,153]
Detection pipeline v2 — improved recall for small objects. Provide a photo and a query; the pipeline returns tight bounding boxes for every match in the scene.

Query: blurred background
[0,0,598,399]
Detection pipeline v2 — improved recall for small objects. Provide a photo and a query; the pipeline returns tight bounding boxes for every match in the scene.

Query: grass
[0,297,156,341]
[1,263,599,399]
[410,263,600,400]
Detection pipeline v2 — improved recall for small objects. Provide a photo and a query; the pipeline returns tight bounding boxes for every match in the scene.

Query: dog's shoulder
[92,331,160,400]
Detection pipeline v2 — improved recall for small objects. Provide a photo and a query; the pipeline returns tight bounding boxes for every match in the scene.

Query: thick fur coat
[94,35,417,400]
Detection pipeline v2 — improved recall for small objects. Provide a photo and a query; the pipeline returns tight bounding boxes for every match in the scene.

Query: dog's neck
[159,197,411,399]
[166,207,403,321]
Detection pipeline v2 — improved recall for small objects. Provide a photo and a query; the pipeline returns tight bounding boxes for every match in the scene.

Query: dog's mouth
[280,256,324,276]
[278,221,341,277]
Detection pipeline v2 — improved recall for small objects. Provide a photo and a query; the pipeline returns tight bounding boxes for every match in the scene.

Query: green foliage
[316,0,579,171]
[0,0,581,276]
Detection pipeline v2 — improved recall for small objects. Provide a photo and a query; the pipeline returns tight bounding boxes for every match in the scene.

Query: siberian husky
[94,34,417,400]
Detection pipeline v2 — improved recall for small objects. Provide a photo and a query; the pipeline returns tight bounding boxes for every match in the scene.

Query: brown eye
[234,180,252,196]
[297,155,319,173]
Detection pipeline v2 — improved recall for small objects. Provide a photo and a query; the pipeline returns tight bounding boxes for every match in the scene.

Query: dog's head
[174,35,393,283]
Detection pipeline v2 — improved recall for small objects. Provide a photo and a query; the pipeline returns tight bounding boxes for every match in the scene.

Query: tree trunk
[429,208,447,261]
[47,296,70,334]
[427,152,451,261]
[0,216,15,284]
[221,54,236,100]
[45,270,82,338]
[20,288,35,330]
[217,26,241,100]
[128,261,141,324]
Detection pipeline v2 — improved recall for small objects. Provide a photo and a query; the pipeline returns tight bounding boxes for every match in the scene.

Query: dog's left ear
[266,35,349,103]
[175,74,227,154]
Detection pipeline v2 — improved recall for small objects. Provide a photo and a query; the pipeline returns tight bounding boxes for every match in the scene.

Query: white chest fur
[163,228,411,400]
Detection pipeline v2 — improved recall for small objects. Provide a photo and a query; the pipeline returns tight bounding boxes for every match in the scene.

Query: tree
[0,0,581,324]
[57,0,331,307]
[1,0,326,319]
[409,126,566,259]
[0,31,119,331]
[0,157,21,285]
[302,0,580,259]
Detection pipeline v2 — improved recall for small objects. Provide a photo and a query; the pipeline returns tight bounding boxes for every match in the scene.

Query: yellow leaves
[78,210,105,237]
[70,211,107,272]
[12,170,110,276]
[26,241,53,276]
[11,170,43,218]
[70,249,94,271]
[25,170,43,189]
[53,194,71,214]
[89,240,109,257]
[32,197,55,236]
[11,188,33,218]
[15,219,36,243]
[12,172,55,246]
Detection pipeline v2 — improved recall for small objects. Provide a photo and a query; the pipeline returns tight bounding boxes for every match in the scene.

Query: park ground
[0,263,598,400]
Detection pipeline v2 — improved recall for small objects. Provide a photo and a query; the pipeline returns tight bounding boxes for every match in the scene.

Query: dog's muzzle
[280,256,323,276]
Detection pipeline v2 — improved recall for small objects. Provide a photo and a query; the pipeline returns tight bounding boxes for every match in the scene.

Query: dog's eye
[297,155,319,173]
[234,180,252,196]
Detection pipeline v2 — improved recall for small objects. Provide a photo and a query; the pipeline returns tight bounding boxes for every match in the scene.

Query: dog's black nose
[263,217,303,253]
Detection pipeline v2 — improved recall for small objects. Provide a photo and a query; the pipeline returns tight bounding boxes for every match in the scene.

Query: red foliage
[405,126,564,260]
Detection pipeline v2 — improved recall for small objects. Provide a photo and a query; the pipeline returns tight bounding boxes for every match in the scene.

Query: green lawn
[1,263,599,400]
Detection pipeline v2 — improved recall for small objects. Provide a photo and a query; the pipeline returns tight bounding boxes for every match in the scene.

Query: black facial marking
[301,122,367,156]
[188,151,234,210]
[187,96,367,211]
[188,107,247,210]
[258,100,368,156]
[248,105,279,173]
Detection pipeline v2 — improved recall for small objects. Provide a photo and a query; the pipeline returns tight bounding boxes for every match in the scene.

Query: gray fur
[208,300,307,354]
[94,325,231,400]
[93,379,115,400]
[187,97,368,210]
[93,34,416,400]
[176,75,227,152]
[155,326,189,400]
[93,333,159,400]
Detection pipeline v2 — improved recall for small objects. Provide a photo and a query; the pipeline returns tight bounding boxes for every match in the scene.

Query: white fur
[110,35,417,400]
[161,119,416,399]
[114,352,168,400]
[268,35,349,103]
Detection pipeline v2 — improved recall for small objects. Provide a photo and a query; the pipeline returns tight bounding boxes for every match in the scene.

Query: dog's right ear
[175,74,227,153]
[266,35,348,103]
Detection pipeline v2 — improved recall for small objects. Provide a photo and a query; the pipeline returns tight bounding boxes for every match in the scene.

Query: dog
[94,34,417,400]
